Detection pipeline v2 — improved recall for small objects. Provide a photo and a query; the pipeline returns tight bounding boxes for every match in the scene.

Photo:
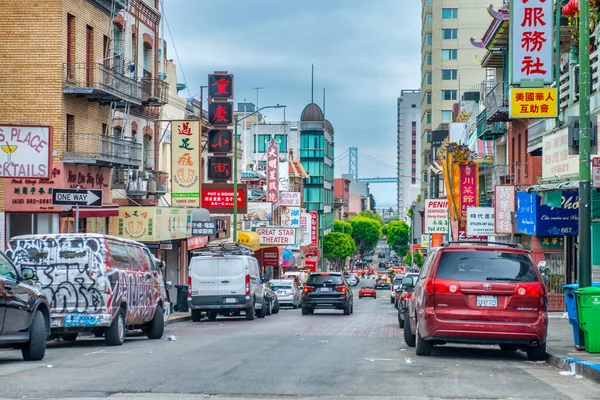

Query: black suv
[301,272,353,315]
[0,251,50,361]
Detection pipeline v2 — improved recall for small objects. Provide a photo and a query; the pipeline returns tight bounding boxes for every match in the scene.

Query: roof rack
[191,242,254,256]
[441,241,524,249]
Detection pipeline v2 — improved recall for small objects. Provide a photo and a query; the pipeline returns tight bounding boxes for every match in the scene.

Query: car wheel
[499,344,519,352]
[22,311,46,361]
[191,309,202,322]
[397,310,404,328]
[62,333,78,341]
[272,300,280,314]
[359,296,362,299]
[403,316,416,347]
[343,304,351,315]
[415,322,432,356]
[256,302,267,318]
[146,306,164,339]
[105,310,126,346]
[526,342,547,361]
[245,305,256,320]
[390,297,394,304]
[207,311,218,320]
[266,300,272,316]
[301,307,309,315]
[292,301,298,309]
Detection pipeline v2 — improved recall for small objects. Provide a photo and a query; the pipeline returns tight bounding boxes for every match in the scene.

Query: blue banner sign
[515,191,578,236]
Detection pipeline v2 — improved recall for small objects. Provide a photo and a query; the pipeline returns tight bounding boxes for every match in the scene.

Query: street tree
[386,220,410,257]
[347,216,382,253]
[404,251,424,267]
[358,209,384,226]
[323,232,356,271]
[333,219,353,235]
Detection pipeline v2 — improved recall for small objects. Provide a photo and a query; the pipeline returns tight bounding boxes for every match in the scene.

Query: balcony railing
[63,62,142,105]
[63,133,142,168]
[485,81,509,122]
[113,169,168,195]
[141,78,169,105]
[91,0,128,13]
[477,109,507,139]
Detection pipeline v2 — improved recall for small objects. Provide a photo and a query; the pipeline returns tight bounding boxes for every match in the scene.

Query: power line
[358,150,396,170]
[160,0,192,98]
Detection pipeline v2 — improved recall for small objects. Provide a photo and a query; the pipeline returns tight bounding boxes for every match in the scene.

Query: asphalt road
[0,279,598,400]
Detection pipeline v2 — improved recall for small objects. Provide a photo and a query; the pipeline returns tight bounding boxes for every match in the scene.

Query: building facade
[397,89,422,220]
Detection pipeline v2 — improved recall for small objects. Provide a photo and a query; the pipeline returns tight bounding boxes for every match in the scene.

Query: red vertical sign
[266,139,279,203]
[309,211,318,247]
[459,164,484,240]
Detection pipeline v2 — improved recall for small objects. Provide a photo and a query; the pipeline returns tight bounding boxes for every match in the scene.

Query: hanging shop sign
[208,73,234,100]
[424,199,448,234]
[593,157,600,189]
[207,156,232,180]
[281,207,301,227]
[266,139,279,203]
[187,236,209,251]
[201,183,247,214]
[208,102,233,126]
[466,207,495,236]
[510,0,553,84]
[109,207,192,241]
[171,120,201,207]
[279,191,301,207]
[309,211,319,247]
[254,227,299,245]
[515,191,579,236]
[192,221,216,236]
[509,88,557,118]
[300,213,312,246]
[494,185,516,234]
[245,202,273,221]
[0,124,51,178]
[208,129,232,153]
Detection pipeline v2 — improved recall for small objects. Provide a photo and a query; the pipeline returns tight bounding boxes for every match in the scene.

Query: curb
[167,315,191,324]
[547,347,600,384]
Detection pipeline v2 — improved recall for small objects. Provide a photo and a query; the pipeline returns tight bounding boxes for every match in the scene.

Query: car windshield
[307,275,343,285]
[435,251,538,283]
[271,285,292,291]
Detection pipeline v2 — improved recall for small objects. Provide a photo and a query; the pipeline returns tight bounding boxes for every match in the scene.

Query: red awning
[72,205,119,218]
[304,256,320,272]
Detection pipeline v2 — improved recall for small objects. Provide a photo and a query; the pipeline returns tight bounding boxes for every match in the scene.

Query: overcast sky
[162,0,422,206]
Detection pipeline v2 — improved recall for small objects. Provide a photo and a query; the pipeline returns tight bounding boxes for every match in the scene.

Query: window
[426,112,432,124]
[108,242,131,270]
[66,114,75,152]
[442,28,458,39]
[425,33,432,46]
[435,252,537,283]
[426,0,432,6]
[275,134,287,153]
[426,72,431,84]
[66,14,75,79]
[0,253,17,280]
[442,49,458,60]
[441,110,453,121]
[441,90,458,101]
[426,13,432,26]
[86,25,94,86]
[426,92,431,104]
[442,69,457,80]
[254,134,270,153]
[425,52,431,65]
[442,8,458,19]
[411,104,416,108]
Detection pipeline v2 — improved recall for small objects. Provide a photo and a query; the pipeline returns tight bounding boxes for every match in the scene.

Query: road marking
[365,358,395,362]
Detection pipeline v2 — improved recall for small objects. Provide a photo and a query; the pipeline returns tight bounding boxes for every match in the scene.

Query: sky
[161,0,422,206]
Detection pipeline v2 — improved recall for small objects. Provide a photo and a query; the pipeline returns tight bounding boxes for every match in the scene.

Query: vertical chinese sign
[207,72,234,184]
[266,139,279,203]
[171,120,200,207]
[458,164,480,240]
[494,185,515,234]
[510,0,553,84]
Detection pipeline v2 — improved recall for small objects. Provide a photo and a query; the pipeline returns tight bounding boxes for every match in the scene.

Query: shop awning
[527,180,579,193]
[304,256,320,272]
[73,204,119,218]
[237,231,261,251]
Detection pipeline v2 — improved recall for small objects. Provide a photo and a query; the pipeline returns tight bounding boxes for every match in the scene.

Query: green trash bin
[575,286,600,353]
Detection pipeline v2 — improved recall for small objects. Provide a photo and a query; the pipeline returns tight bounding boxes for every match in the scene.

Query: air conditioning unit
[568,116,598,147]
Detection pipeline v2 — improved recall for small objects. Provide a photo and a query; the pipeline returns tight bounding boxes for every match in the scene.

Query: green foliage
[407,206,413,220]
[404,251,424,267]
[369,194,376,211]
[347,216,382,253]
[358,209,384,226]
[323,232,356,271]
[333,219,353,236]
[416,194,422,202]
[386,220,411,257]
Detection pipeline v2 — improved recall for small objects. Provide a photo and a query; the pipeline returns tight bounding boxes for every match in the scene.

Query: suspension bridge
[334,147,398,183]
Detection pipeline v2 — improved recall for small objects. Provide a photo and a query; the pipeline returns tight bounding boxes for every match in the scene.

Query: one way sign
[52,188,103,207]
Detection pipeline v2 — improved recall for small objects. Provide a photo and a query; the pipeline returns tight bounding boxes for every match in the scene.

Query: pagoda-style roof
[470,4,509,59]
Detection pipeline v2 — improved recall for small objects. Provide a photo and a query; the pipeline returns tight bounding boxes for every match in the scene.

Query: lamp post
[232,104,287,242]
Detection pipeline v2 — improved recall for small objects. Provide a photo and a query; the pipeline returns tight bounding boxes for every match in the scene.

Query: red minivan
[404,242,548,360]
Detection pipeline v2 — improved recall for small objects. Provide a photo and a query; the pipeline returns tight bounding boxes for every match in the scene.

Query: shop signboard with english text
[279,191,301,207]
[466,207,495,236]
[424,199,448,234]
[171,120,201,207]
[201,183,247,214]
[515,191,579,236]
[0,124,51,178]
[254,227,299,245]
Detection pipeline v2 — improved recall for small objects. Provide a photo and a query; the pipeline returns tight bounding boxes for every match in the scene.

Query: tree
[369,193,376,211]
[386,220,410,257]
[347,216,382,253]
[404,251,424,267]
[358,209,384,226]
[323,232,356,271]
[333,219,353,236]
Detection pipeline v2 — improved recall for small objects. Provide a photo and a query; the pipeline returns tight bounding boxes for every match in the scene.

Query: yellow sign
[508,88,558,119]
[237,231,261,251]
[171,120,201,207]
[109,207,192,242]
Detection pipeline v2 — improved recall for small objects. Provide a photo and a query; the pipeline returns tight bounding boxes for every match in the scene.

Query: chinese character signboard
[109,207,192,241]
[279,191,301,206]
[424,199,448,234]
[510,0,553,84]
[171,120,200,207]
[192,220,216,236]
[208,102,233,126]
[281,206,301,227]
[255,227,299,245]
[207,156,232,180]
[201,183,247,214]
[515,191,579,236]
[309,210,319,247]
[466,207,495,236]
[541,127,586,179]
[187,236,209,251]
[0,124,51,178]
[594,158,600,188]
[208,74,234,100]
[301,213,312,246]
[540,236,564,249]
[208,130,232,153]
[509,88,557,118]
[459,164,478,218]
[266,139,279,203]
[494,185,515,234]
[245,202,273,221]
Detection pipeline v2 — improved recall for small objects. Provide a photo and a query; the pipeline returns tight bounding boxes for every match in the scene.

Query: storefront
[255,246,283,280]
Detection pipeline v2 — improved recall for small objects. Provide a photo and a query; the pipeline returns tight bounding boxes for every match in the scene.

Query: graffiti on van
[64,313,104,327]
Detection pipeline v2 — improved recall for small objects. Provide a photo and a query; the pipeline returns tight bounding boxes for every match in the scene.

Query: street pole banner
[424,199,448,234]
[171,120,201,207]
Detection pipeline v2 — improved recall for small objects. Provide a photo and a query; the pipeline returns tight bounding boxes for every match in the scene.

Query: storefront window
[7,213,59,239]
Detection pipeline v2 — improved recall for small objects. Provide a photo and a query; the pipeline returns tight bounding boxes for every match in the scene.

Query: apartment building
[420,0,502,199]
[397,89,421,220]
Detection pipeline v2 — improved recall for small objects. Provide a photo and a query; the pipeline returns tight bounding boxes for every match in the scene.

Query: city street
[0,280,598,400]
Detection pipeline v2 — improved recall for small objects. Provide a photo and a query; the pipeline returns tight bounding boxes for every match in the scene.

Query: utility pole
[578,0,592,289]
[252,87,266,110]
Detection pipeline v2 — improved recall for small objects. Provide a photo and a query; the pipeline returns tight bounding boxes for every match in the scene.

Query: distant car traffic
[390,276,405,303]
[358,286,377,299]
[396,273,419,327]
[270,279,301,308]
[301,272,353,315]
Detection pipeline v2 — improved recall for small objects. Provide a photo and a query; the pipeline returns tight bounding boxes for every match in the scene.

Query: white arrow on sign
[86,190,100,205]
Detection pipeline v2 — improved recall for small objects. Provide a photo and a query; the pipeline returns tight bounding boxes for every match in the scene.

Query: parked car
[375,278,390,290]
[346,274,359,287]
[301,272,353,315]
[396,273,419,326]
[404,242,548,360]
[269,279,300,308]
[0,251,50,361]
[263,282,280,315]
[394,272,419,309]
[390,275,405,303]
[6,234,168,346]
[188,244,267,321]
[358,286,377,299]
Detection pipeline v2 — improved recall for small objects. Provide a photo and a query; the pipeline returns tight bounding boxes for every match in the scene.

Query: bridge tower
[348,146,358,180]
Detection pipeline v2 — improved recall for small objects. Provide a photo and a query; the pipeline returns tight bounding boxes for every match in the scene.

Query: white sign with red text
[424,199,449,234]
[279,191,301,207]
[494,185,515,234]
[255,227,299,245]
[0,125,51,178]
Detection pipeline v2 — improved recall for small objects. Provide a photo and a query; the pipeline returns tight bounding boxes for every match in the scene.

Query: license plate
[476,295,497,307]
[225,298,237,303]
[319,287,331,292]
[277,291,284,295]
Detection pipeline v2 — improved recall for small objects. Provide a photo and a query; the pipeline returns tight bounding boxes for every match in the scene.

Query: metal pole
[233,115,239,242]
[510,211,515,244]
[75,204,80,234]
[554,0,562,127]
[579,0,592,290]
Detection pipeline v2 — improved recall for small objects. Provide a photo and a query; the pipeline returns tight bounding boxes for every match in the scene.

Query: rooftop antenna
[323,87,326,117]
[252,87,266,110]
[311,63,314,103]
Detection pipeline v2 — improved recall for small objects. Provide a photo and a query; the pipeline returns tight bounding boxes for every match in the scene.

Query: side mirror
[395,286,402,293]
[21,267,36,280]
[537,261,547,269]
[401,277,414,288]
[157,260,166,271]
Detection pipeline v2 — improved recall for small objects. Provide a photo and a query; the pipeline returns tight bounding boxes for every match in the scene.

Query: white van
[188,245,266,321]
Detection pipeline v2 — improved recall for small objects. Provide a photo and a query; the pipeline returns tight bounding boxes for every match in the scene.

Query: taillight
[335,285,347,293]
[424,278,435,293]
[245,274,251,295]
[303,285,315,293]
[433,279,462,294]
[187,275,192,296]
[514,282,541,297]
[404,293,413,300]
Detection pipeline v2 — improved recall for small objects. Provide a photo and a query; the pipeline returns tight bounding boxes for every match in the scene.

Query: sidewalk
[167,311,191,324]
[547,312,600,383]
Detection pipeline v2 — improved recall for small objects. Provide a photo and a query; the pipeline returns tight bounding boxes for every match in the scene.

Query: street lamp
[232,104,287,242]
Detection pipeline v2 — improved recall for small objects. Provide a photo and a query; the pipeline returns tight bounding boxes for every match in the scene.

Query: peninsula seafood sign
[0,124,51,178]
